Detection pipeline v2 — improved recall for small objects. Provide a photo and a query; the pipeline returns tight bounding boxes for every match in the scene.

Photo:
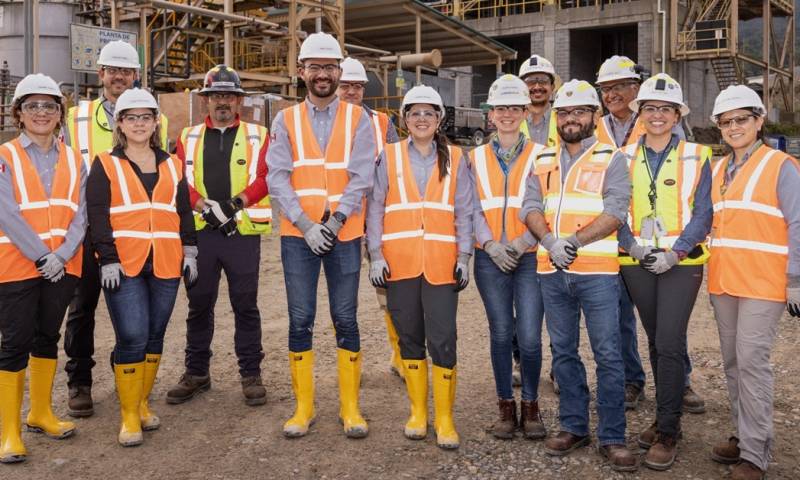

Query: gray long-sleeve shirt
[0,133,87,263]
[519,135,631,226]
[366,139,474,257]
[526,106,552,147]
[267,96,377,225]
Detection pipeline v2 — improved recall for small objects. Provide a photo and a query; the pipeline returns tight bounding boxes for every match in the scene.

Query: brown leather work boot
[241,376,267,406]
[544,431,590,456]
[682,386,706,414]
[638,421,682,449]
[731,460,765,480]
[166,374,211,404]
[490,399,517,439]
[624,384,644,410]
[598,443,640,472]
[67,386,94,418]
[520,400,546,440]
[644,435,678,471]
[710,436,740,465]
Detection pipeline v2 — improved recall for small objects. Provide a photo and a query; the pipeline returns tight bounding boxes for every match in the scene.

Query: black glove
[219,218,238,237]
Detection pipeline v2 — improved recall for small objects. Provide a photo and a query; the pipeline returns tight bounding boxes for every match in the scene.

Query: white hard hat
[13,73,62,103]
[401,85,445,120]
[552,79,601,110]
[98,40,141,69]
[596,55,640,84]
[298,32,343,61]
[629,73,690,116]
[710,84,766,123]
[518,54,557,80]
[114,88,158,119]
[340,57,368,83]
[487,74,531,107]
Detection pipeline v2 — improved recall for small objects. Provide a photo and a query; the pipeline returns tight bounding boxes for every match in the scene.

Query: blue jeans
[540,271,626,446]
[280,236,361,353]
[474,250,543,401]
[104,262,180,365]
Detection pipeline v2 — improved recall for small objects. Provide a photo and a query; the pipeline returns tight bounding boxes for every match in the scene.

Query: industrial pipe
[137,0,286,33]
[657,0,666,73]
[379,50,442,69]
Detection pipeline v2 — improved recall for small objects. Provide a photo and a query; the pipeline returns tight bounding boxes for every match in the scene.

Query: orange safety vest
[97,152,184,279]
[470,141,544,251]
[280,101,366,241]
[369,110,390,156]
[533,141,619,275]
[381,140,463,285]
[595,114,646,148]
[0,139,83,283]
[709,145,798,302]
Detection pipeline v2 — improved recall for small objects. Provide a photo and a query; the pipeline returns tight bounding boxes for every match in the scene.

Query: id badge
[653,217,668,238]
[640,217,655,241]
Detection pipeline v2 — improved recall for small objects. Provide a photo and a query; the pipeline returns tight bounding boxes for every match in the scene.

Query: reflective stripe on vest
[370,111,389,156]
[181,121,272,235]
[534,142,619,275]
[0,140,83,282]
[708,145,796,301]
[595,115,646,148]
[471,141,543,250]
[280,101,365,240]
[381,140,461,284]
[619,140,711,266]
[99,152,183,279]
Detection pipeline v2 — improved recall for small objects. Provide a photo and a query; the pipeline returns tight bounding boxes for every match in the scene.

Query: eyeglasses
[599,81,638,96]
[21,101,60,115]
[523,76,552,87]
[555,108,595,119]
[640,105,677,116]
[120,113,155,124]
[338,83,365,92]
[717,114,755,130]
[207,92,238,101]
[406,110,438,120]
[303,63,340,74]
[493,106,526,115]
[103,66,136,77]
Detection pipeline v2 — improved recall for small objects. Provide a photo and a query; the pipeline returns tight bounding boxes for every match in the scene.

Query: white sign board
[70,24,138,73]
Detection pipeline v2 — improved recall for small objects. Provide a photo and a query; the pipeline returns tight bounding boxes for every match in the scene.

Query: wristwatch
[332,211,347,224]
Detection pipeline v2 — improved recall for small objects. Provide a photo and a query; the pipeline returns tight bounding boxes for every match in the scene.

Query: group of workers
[0,31,795,480]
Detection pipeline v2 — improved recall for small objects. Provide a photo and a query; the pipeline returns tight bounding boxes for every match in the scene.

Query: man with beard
[62,40,168,417]
[267,33,376,438]
[518,55,559,147]
[520,80,637,472]
[596,56,703,414]
[166,65,271,406]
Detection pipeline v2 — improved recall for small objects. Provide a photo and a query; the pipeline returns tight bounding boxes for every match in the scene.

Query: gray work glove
[642,249,680,275]
[629,243,656,261]
[296,215,335,256]
[201,199,227,228]
[324,213,345,237]
[509,236,532,259]
[36,253,65,282]
[787,276,800,317]
[183,246,199,290]
[369,254,390,289]
[541,233,578,270]
[454,254,470,292]
[484,240,519,274]
[101,263,124,293]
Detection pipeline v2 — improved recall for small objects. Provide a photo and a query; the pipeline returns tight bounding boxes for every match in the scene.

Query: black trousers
[184,229,264,378]
[620,264,703,438]
[386,275,458,369]
[63,237,102,387]
[0,275,78,372]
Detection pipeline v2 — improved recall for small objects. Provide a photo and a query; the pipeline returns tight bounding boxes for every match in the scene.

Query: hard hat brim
[99,60,141,69]
[629,99,690,116]
[199,86,246,95]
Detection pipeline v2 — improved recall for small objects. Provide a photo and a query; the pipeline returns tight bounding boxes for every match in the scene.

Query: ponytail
[434,129,451,182]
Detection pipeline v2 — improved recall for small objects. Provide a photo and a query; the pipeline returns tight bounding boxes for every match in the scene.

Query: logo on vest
[237,159,246,165]
[663,179,676,186]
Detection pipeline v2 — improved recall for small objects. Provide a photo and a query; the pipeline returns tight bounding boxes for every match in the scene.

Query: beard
[308,77,337,98]
[212,105,234,123]
[558,121,595,143]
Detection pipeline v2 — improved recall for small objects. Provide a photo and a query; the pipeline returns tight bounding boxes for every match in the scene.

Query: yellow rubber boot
[432,365,459,449]
[0,369,26,463]
[402,359,428,440]
[140,354,161,431]
[114,362,144,447]
[384,312,405,379]
[337,349,368,438]
[25,357,75,439]
[283,351,315,438]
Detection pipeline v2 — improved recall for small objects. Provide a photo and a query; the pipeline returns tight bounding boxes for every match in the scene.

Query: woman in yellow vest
[470,75,547,440]
[366,85,473,450]
[86,89,197,447]
[0,74,85,464]
[616,73,712,471]
[706,85,800,480]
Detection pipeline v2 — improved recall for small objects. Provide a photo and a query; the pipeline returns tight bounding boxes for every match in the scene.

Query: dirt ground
[5,233,800,480]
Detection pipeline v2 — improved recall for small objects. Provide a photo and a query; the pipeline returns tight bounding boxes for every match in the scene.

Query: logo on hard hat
[565,91,573,97]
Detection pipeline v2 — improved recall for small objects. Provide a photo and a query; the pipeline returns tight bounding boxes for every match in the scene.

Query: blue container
[765,135,787,152]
